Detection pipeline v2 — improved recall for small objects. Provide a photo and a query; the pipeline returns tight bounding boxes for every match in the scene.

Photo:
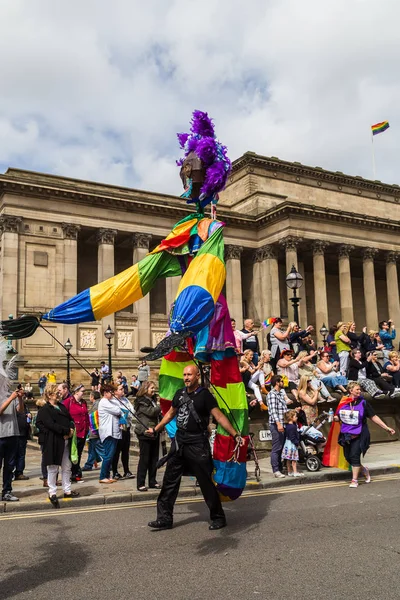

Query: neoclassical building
[1,151,400,381]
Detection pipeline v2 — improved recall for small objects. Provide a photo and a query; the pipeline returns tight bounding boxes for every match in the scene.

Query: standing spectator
[98,384,122,484]
[266,375,289,479]
[63,384,90,482]
[47,370,57,384]
[112,384,135,480]
[100,361,110,385]
[35,397,49,486]
[138,360,151,384]
[360,330,384,356]
[379,320,396,358]
[130,375,140,397]
[116,371,129,396]
[366,352,400,398]
[82,391,104,472]
[0,386,25,502]
[231,318,254,355]
[38,373,47,395]
[57,382,73,404]
[24,381,34,400]
[36,384,78,508]
[269,318,291,368]
[346,322,366,350]
[90,367,100,392]
[288,323,314,355]
[282,410,303,477]
[334,322,351,376]
[326,326,339,362]
[241,319,260,365]
[134,380,162,491]
[13,398,31,480]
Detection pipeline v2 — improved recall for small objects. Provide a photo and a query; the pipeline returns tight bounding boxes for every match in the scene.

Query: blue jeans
[0,436,18,495]
[252,352,259,366]
[84,439,105,469]
[15,437,28,476]
[99,437,118,480]
[270,423,285,474]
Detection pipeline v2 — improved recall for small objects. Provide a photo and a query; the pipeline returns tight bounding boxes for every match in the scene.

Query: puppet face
[180,151,206,199]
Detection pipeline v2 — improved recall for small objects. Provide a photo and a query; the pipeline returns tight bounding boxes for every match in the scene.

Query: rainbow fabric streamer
[322,397,350,470]
[371,121,390,136]
[262,318,275,328]
[89,410,99,435]
[158,349,194,438]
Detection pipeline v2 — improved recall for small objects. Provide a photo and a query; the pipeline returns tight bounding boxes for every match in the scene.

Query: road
[1,474,400,600]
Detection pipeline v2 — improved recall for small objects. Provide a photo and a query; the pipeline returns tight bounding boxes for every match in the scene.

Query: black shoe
[113,472,122,480]
[148,519,173,530]
[64,491,80,498]
[49,494,60,509]
[209,520,227,531]
[123,472,135,479]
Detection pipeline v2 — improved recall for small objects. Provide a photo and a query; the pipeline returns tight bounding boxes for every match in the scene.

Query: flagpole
[371,132,376,180]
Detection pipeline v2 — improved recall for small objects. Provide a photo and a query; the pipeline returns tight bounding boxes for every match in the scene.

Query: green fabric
[196,226,224,262]
[158,373,184,401]
[335,330,351,353]
[138,252,182,297]
[216,408,249,436]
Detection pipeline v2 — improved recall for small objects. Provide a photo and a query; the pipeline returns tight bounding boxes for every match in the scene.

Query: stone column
[165,275,181,315]
[298,261,308,327]
[224,245,243,324]
[386,252,400,327]
[260,244,280,317]
[61,224,81,349]
[133,233,152,350]
[280,236,301,322]
[250,248,264,323]
[97,228,117,356]
[338,244,355,323]
[362,248,379,331]
[0,216,22,320]
[312,241,329,330]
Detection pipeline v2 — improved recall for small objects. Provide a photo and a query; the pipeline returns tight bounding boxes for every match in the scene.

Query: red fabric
[164,349,192,363]
[213,432,248,463]
[63,397,89,438]
[210,355,242,387]
[159,397,172,416]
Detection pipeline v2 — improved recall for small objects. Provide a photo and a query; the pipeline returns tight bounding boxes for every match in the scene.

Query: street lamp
[64,338,73,390]
[319,323,329,346]
[285,264,303,325]
[104,325,114,382]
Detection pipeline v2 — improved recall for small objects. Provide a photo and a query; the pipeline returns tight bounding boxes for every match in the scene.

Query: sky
[0,0,399,195]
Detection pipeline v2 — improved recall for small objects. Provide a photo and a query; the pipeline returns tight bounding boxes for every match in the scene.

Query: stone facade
[1,152,400,382]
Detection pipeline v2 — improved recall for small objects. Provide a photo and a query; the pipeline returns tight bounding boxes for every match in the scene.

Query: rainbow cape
[322,397,351,470]
[371,121,389,136]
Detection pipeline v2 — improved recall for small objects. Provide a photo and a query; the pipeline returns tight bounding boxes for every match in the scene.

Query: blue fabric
[170,285,214,335]
[99,436,118,480]
[43,288,95,324]
[165,418,177,439]
[321,375,347,387]
[213,459,247,489]
[379,328,396,349]
[84,439,105,469]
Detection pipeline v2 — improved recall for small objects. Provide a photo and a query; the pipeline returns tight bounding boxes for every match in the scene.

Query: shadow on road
[1,518,91,599]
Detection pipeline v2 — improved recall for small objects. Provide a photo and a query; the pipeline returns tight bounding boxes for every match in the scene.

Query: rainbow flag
[371,121,389,136]
[158,348,193,438]
[262,318,275,328]
[322,397,351,470]
[89,410,99,435]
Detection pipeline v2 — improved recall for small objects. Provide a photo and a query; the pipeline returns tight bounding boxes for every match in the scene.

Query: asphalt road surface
[1,474,400,600]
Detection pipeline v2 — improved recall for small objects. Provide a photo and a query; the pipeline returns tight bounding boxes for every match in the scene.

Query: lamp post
[319,323,328,346]
[285,264,303,325]
[64,338,73,391]
[104,325,114,382]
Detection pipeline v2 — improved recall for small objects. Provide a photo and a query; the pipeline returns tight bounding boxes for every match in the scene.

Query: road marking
[1,472,399,522]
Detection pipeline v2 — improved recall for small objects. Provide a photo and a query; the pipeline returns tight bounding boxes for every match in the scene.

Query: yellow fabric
[176,253,225,302]
[91,263,143,319]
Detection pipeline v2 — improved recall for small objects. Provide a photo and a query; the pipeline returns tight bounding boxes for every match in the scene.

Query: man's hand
[145,428,156,437]
[277,422,284,433]
[234,434,245,447]
[249,399,257,407]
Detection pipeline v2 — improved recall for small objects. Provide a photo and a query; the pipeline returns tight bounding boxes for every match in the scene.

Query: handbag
[70,430,79,465]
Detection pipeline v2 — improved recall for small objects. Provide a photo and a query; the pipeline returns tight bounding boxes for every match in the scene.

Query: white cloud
[0,0,399,193]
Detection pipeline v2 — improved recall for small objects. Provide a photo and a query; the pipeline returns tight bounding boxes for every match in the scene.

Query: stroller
[298,411,328,472]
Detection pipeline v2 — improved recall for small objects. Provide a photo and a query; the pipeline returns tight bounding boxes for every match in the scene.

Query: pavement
[2,474,400,599]
[3,439,400,514]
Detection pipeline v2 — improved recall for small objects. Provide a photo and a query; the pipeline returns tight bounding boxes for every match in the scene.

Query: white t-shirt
[270,327,290,358]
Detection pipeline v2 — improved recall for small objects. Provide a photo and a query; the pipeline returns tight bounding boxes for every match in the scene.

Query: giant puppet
[1,111,249,500]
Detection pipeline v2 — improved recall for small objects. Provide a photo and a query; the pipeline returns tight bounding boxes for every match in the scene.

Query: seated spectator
[366,352,400,398]
[288,323,314,355]
[348,349,385,399]
[259,350,274,389]
[130,375,140,397]
[270,319,291,368]
[315,352,348,393]
[297,375,321,424]
[379,320,396,358]
[241,319,260,365]
[24,381,34,400]
[334,322,351,376]
[239,350,267,409]
[326,326,339,362]
[297,351,335,402]
[276,349,303,400]
[384,351,400,389]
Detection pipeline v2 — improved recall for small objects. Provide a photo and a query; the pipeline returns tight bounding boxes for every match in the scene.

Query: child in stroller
[297,409,328,471]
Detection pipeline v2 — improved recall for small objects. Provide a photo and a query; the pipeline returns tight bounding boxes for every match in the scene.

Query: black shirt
[172,387,218,433]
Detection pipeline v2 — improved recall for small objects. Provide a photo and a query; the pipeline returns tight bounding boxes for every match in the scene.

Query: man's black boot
[148,519,173,530]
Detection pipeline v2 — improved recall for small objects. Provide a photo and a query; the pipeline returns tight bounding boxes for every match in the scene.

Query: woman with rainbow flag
[323,382,395,487]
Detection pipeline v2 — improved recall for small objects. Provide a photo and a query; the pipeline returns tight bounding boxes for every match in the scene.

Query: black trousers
[343,436,362,467]
[72,437,86,478]
[137,438,159,488]
[112,428,131,475]
[374,376,395,394]
[157,438,225,525]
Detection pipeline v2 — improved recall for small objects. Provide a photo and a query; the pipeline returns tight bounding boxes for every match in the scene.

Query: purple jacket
[339,399,365,436]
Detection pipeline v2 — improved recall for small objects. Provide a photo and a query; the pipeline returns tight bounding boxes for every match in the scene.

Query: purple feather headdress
[176,110,231,199]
